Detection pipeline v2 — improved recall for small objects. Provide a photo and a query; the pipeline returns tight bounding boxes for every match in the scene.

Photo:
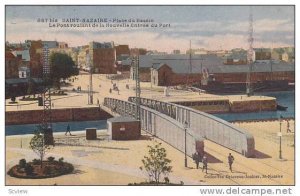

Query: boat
[277,104,288,111]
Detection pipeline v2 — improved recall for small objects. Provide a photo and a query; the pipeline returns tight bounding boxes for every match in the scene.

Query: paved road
[7,147,203,185]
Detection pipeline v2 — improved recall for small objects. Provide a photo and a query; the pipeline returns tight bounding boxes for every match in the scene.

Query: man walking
[202,154,208,174]
[228,153,234,172]
[287,120,292,133]
[192,152,201,169]
[65,124,72,136]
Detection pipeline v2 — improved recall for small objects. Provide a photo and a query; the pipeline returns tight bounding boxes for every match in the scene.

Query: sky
[5,5,294,52]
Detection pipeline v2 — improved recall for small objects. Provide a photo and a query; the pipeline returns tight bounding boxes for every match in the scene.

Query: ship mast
[246,6,254,96]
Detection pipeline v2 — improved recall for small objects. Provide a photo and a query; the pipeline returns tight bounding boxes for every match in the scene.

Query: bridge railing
[103,97,200,158]
[128,97,255,157]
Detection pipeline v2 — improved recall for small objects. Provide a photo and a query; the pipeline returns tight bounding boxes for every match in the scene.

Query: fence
[128,97,255,157]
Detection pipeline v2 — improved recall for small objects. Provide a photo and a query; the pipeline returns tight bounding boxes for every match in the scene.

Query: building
[115,45,130,60]
[77,45,89,70]
[142,54,294,87]
[42,41,59,49]
[130,48,147,56]
[12,50,30,67]
[58,42,68,49]
[28,40,43,77]
[253,48,271,61]
[18,66,30,78]
[12,50,30,78]
[186,48,207,55]
[149,54,218,86]
[172,50,181,54]
[282,52,295,63]
[224,49,247,65]
[89,41,117,74]
[5,52,20,79]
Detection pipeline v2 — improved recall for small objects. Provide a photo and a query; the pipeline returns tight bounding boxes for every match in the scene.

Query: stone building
[147,54,294,87]
[89,41,117,74]
[115,45,130,60]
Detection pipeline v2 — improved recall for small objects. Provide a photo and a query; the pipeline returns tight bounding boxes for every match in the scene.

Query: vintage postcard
[5,5,295,189]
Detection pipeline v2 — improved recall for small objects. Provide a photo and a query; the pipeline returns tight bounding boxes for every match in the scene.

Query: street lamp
[184,120,189,167]
[278,115,283,159]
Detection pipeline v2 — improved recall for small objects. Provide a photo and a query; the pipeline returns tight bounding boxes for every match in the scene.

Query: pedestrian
[202,154,208,174]
[65,124,72,136]
[228,153,234,172]
[192,152,201,169]
[287,120,292,133]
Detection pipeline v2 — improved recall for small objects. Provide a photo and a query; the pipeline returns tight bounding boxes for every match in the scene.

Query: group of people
[192,152,235,174]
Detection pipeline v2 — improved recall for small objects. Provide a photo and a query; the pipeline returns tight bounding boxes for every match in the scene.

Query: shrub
[18,159,26,168]
[47,156,55,162]
[11,97,16,102]
[32,159,40,165]
[164,177,170,184]
[25,164,34,175]
[63,163,74,174]
[58,157,64,165]
[43,166,52,175]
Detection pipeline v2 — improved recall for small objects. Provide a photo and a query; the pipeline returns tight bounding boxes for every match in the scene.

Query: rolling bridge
[103,97,199,158]
[127,97,255,158]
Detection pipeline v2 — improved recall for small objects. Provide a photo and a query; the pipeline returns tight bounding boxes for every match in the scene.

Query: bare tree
[140,142,172,184]
[29,126,52,168]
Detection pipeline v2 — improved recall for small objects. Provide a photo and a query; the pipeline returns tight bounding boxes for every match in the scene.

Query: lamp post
[278,115,283,159]
[184,121,188,167]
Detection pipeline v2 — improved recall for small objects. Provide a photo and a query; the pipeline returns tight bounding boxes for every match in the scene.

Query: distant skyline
[6,6,294,52]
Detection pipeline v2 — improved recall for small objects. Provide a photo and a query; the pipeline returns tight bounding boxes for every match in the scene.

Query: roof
[107,116,139,123]
[225,52,247,60]
[5,52,16,59]
[140,54,294,74]
[12,50,30,61]
[121,58,132,66]
[42,41,58,49]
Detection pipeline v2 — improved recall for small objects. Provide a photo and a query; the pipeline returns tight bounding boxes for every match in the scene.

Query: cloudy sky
[6,6,294,52]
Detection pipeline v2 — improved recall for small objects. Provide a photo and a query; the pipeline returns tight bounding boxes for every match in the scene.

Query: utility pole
[187,40,192,86]
[41,44,53,145]
[87,52,93,104]
[133,56,141,120]
[246,6,254,97]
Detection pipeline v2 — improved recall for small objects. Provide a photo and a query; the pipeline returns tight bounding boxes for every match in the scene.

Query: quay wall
[230,99,277,113]
[172,99,276,114]
[5,107,112,125]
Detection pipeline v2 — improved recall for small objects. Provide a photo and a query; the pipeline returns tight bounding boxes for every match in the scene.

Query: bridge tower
[246,6,254,96]
[87,52,93,104]
[132,56,141,120]
[41,44,54,145]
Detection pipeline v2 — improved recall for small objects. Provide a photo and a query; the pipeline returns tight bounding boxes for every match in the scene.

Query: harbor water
[5,120,107,136]
[214,91,295,122]
[6,91,294,135]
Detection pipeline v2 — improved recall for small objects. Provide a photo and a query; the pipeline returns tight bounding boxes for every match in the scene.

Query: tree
[50,52,78,89]
[140,142,172,184]
[29,126,52,168]
[27,78,36,95]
